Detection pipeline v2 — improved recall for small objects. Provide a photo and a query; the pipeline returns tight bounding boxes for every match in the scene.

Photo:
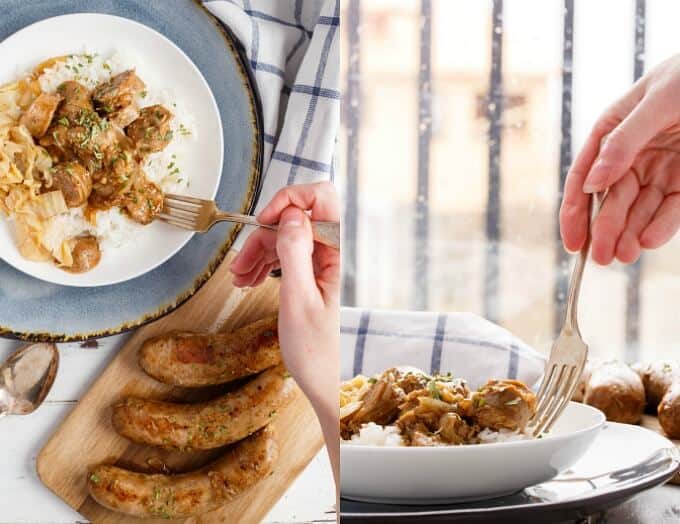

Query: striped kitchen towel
[205,0,340,246]
[341,308,546,390]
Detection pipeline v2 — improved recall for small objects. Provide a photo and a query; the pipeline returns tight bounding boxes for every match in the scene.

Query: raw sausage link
[112,364,296,450]
[138,316,280,387]
[658,382,680,439]
[584,361,645,424]
[87,426,277,518]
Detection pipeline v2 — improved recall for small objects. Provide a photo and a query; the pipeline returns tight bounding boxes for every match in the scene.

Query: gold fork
[529,191,607,437]
[159,193,340,250]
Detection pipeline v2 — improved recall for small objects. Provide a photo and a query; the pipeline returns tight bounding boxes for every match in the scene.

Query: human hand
[560,54,680,265]
[230,181,340,484]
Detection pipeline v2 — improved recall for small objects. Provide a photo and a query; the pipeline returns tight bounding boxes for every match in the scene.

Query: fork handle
[214,211,340,250]
[564,191,607,335]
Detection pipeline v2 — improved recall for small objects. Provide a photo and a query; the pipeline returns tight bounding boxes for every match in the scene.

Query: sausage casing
[112,364,296,450]
[658,382,680,438]
[87,426,277,519]
[138,316,280,387]
[584,361,645,424]
[20,92,62,138]
[631,361,679,409]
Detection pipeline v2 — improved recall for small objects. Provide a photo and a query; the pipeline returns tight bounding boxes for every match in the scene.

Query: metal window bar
[554,0,574,336]
[484,0,504,323]
[625,0,646,362]
[414,0,433,310]
[342,0,361,307]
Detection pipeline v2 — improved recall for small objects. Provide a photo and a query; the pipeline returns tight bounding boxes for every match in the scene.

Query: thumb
[583,96,660,193]
[276,206,318,299]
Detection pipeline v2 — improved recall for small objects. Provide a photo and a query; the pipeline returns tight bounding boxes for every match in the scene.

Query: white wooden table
[0,335,336,524]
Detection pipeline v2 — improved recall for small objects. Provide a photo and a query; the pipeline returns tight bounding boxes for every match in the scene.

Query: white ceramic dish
[340,401,606,504]
[341,421,680,521]
[0,13,223,287]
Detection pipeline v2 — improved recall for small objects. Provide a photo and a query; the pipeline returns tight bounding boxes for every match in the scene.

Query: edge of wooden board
[36,258,327,522]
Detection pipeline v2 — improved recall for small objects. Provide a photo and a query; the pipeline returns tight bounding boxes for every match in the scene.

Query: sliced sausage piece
[20,93,62,138]
[584,361,645,424]
[121,177,163,225]
[64,236,101,273]
[46,161,92,207]
[111,364,296,450]
[471,379,536,432]
[127,104,174,157]
[55,81,93,121]
[345,368,405,434]
[109,101,140,128]
[92,70,145,116]
[631,361,680,410]
[87,426,277,519]
[138,316,281,387]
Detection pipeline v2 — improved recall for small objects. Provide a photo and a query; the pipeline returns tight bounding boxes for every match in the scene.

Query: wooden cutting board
[36,252,325,523]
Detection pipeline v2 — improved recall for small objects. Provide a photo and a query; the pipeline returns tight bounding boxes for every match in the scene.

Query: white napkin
[205,0,340,247]
[341,308,546,390]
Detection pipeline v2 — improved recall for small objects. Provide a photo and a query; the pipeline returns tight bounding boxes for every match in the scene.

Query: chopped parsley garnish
[367,377,377,384]
[57,117,70,127]
[178,123,191,136]
[428,380,441,400]
[140,90,148,98]
[89,473,100,484]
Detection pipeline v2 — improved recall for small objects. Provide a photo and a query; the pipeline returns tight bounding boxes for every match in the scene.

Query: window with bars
[339,0,680,362]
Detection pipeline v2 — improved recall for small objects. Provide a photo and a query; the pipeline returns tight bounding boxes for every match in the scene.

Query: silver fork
[529,191,607,437]
[159,193,340,250]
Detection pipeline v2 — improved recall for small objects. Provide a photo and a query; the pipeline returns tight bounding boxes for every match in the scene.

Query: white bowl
[0,13,223,287]
[340,401,605,504]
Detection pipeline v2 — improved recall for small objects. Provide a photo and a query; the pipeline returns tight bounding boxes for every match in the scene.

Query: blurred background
[338,0,680,362]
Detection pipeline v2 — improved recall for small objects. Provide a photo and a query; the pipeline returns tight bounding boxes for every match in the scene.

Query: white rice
[35,51,196,254]
[477,427,531,443]
[342,423,531,447]
[343,423,405,447]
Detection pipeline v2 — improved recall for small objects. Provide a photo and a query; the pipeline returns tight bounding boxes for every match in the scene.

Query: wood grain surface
[36,252,325,523]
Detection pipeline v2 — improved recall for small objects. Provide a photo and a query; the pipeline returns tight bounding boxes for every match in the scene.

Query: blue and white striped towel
[205,0,340,247]
[341,308,546,390]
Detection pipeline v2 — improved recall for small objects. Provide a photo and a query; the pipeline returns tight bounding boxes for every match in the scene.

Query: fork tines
[159,193,205,230]
[530,362,582,436]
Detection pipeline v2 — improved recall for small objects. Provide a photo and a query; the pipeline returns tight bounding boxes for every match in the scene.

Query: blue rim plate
[0,0,263,341]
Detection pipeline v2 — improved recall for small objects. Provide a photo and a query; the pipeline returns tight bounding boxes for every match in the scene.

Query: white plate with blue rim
[0,1,263,341]
[0,13,223,288]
